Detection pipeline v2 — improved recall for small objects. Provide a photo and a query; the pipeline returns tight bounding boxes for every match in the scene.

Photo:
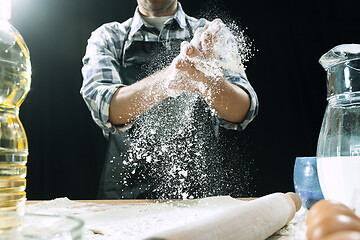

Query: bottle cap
[0,0,11,20]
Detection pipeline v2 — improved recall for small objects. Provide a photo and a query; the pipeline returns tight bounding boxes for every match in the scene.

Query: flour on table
[268,207,307,240]
[27,197,243,239]
[26,197,308,240]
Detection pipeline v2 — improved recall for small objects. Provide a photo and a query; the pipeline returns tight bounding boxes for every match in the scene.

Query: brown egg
[307,214,360,240]
[306,199,357,226]
[322,231,360,240]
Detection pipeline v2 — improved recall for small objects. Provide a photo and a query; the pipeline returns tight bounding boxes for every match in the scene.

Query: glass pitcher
[317,44,360,208]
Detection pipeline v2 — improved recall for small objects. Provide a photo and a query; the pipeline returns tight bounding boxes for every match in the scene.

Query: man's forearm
[169,57,251,124]
[109,70,168,125]
[201,77,250,124]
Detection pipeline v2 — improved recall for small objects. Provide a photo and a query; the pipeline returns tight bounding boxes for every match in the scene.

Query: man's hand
[163,18,251,124]
[190,18,224,59]
[165,19,227,96]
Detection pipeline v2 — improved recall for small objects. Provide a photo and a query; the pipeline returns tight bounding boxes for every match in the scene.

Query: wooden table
[27,198,256,205]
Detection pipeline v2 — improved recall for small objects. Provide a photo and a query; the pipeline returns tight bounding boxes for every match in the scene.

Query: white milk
[317,156,360,207]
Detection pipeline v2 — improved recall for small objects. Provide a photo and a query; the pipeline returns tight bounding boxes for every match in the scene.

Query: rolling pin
[145,192,301,240]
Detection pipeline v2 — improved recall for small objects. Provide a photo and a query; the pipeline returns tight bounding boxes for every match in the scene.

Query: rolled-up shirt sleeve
[80,24,126,137]
[219,68,259,131]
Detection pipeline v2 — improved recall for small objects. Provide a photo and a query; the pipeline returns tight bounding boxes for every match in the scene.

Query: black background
[9,0,360,199]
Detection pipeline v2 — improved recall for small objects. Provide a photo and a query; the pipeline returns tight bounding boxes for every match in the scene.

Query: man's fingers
[174,57,197,76]
[181,42,204,60]
[210,18,224,32]
[180,41,193,56]
[201,31,213,49]
[192,27,206,49]
[180,41,190,55]
[212,18,224,25]
[206,18,225,40]
[174,56,186,69]
[189,19,226,58]
[174,56,189,70]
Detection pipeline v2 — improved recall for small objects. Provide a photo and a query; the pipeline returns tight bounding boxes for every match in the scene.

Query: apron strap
[121,19,134,66]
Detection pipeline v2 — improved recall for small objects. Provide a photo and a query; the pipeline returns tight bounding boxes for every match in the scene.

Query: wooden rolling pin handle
[145,192,302,240]
[286,192,301,212]
[285,192,302,224]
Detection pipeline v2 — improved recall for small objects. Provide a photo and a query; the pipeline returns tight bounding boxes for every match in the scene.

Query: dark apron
[98,19,222,199]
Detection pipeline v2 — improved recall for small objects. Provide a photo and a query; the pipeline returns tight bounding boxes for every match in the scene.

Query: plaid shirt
[81,3,258,138]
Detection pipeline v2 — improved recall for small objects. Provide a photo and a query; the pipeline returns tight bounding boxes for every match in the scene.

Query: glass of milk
[317,44,360,208]
[293,157,324,209]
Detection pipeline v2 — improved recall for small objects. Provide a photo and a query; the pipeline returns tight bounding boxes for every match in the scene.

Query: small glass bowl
[0,213,84,239]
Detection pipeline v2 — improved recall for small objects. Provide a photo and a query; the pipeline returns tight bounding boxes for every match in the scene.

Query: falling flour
[121,92,222,199]
[116,14,255,199]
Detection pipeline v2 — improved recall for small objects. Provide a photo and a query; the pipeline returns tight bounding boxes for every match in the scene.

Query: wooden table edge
[26,198,257,205]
